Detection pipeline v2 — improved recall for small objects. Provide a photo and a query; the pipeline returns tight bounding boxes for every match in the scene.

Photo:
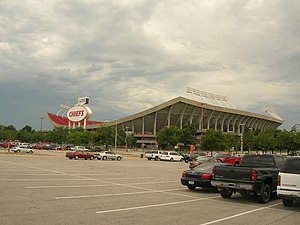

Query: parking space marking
[55,188,186,199]
[0,178,96,181]
[199,202,282,225]
[95,196,220,214]
[26,180,177,189]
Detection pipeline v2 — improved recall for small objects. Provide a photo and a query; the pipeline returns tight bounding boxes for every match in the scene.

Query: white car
[12,145,34,153]
[95,151,123,161]
[277,156,300,206]
[160,151,184,162]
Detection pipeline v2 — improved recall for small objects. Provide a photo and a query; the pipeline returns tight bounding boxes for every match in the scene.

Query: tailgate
[214,166,252,181]
[280,172,300,191]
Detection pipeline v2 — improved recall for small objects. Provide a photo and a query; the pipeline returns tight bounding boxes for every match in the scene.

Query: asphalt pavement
[0,151,299,225]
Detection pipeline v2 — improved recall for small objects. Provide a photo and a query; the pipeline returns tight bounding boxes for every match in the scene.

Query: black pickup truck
[211,154,285,203]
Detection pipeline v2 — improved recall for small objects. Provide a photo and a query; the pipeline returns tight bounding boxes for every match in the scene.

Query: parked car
[277,156,300,206]
[214,152,242,166]
[180,152,206,163]
[189,156,218,169]
[181,162,231,191]
[160,151,184,162]
[145,150,164,161]
[12,145,34,153]
[95,151,123,161]
[65,150,95,160]
[211,154,285,203]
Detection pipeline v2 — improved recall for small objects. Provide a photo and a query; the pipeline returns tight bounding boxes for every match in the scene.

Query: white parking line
[199,202,282,225]
[0,178,96,181]
[26,180,177,189]
[55,188,186,199]
[95,196,219,214]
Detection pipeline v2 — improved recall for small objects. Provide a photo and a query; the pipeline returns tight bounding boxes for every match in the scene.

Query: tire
[187,185,196,190]
[75,156,79,160]
[234,162,239,166]
[282,198,294,207]
[147,158,151,160]
[29,150,33,154]
[97,157,101,160]
[102,156,107,160]
[90,156,94,160]
[258,183,271,203]
[220,188,233,198]
[170,158,174,162]
[117,156,122,161]
[154,156,158,161]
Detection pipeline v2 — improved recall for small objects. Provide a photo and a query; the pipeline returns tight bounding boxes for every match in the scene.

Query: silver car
[95,151,123,161]
[12,146,34,153]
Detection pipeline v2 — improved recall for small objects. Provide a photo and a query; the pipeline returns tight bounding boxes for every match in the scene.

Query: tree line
[1,124,300,154]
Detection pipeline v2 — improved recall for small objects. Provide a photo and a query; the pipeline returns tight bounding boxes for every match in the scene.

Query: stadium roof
[48,96,284,134]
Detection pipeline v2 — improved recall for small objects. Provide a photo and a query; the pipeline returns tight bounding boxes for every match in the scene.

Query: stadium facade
[48,96,284,148]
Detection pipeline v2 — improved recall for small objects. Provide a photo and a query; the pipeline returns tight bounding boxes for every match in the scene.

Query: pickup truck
[65,150,95,160]
[277,156,300,206]
[211,154,285,203]
[214,152,242,166]
[145,150,164,161]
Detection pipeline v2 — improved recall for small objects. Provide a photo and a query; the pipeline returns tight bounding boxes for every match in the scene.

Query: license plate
[188,181,195,185]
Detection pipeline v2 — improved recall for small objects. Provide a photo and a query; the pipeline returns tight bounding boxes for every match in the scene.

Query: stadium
[47,88,284,148]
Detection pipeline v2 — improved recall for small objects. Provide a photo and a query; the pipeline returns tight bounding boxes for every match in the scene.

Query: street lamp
[39,116,45,131]
[240,123,245,154]
[114,120,118,153]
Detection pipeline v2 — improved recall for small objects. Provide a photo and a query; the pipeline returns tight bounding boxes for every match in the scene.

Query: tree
[200,129,227,153]
[156,126,180,149]
[20,125,33,132]
[94,126,115,149]
[178,124,197,150]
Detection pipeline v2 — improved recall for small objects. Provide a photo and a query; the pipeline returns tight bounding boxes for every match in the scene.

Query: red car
[214,152,242,166]
[189,156,218,169]
[65,151,95,160]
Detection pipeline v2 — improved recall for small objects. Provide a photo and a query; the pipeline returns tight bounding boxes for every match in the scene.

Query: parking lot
[0,151,299,225]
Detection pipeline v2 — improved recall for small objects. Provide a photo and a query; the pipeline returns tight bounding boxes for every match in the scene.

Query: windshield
[282,157,300,174]
[241,155,275,167]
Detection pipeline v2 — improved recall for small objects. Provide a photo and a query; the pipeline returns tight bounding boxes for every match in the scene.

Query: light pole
[125,126,129,152]
[39,116,45,131]
[114,120,118,153]
[240,123,245,154]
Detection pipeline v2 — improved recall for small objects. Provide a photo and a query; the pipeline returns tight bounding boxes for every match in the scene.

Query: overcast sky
[1,0,299,131]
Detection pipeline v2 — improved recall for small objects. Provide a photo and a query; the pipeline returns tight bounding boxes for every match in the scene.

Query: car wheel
[90,156,94,160]
[102,156,107,160]
[154,156,158,161]
[282,198,294,207]
[258,183,271,203]
[234,162,239,166]
[97,157,101,160]
[117,156,122,161]
[220,188,233,198]
[29,150,33,154]
[170,158,174,162]
[75,156,79,160]
[187,185,196,190]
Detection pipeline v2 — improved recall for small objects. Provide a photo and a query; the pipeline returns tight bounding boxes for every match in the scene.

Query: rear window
[241,155,276,168]
[282,157,300,174]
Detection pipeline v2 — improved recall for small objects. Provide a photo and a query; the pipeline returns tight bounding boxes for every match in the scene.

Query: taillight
[200,173,212,179]
[182,171,186,177]
[251,169,257,181]
[277,175,281,186]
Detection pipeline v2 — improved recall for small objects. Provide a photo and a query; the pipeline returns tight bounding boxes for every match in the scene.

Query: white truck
[145,150,163,161]
[277,156,300,206]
